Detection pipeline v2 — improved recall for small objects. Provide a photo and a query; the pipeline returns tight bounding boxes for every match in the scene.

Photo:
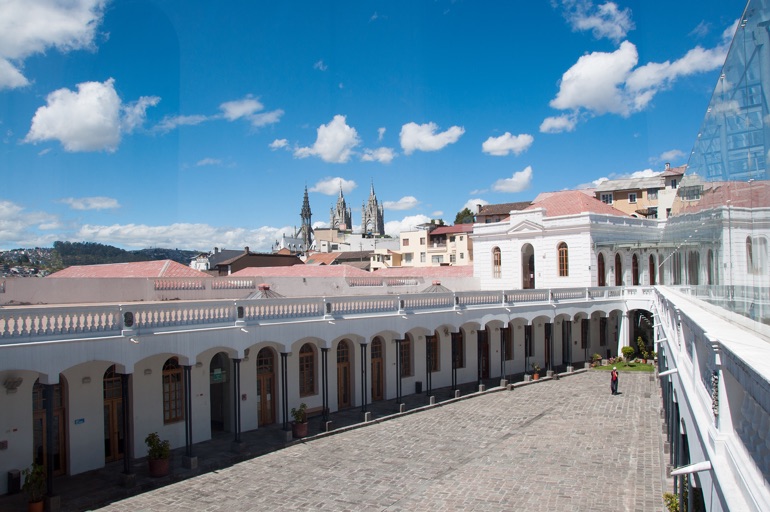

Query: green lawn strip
[593,361,655,372]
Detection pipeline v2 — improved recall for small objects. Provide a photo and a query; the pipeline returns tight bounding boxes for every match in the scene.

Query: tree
[454,208,474,224]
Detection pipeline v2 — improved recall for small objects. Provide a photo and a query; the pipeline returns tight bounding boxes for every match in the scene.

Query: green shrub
[621,346,636,361]
[663,492,679,512]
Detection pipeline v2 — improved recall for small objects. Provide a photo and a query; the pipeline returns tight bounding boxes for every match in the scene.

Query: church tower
[298,186,313,251]
[361,181,385,236]
[330,184,352,231]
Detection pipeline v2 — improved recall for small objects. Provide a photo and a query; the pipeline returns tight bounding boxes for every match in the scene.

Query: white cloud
[75,222,291,252]
[464,198,489,212]
[0,0,106,90]
[294,115,361,163]
[481,132,533,156]
[314,60,328,71]
[0,200,60,248]
[60,196,120,210]
[377,127,386,141]
[578,168,660,188]
[248,109,284,127]
[689,21,710,38]
[539,113,578,134]
[559,1,634,43]
[656,149,686,163]
[575,177,608,189]
[0,58,28,89]
[491,166,533,193]
[383,214,432,237]
[551,41,639,116]
[25,78,122,152]
[400,122,464,155]
[310,177,357,195]
[628,169,659,179]
[219,96,283,127]
[121,95,161,133]
[361,147,396,164]
[220,97,263,120]
[383,196,419,211]
[196,158,222,167]
[269,138,289,150]
[155,114,208,134]
[549,24,733,119]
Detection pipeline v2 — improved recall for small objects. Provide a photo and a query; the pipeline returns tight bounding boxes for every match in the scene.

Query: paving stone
[98,372,666,511]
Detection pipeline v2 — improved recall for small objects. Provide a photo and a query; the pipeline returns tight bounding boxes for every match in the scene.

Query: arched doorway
[477,328,490,380]
[256,348,276,426]
[103,365,124,462]
[210,352,230,432]
[649,254,657,285]
[632,254,640,285]
[522,244,535,289]
[337,340,351,409]
[33,378,67,475]
[371,338,384,402]
[598,253,606,287]
[688,251,700,285]
[614,253,623,286]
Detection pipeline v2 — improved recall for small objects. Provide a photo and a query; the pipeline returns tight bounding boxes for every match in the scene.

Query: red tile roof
[429,224,474,236]
[304,252,340,265]
[661,165,686,177]
[527,190,630,217]
[230,265,372,278]
[477,202,532,215]
[48,260,210,278]
[373,266,474,277]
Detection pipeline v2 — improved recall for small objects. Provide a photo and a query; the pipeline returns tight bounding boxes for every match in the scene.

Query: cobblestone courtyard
[99,371,667,511]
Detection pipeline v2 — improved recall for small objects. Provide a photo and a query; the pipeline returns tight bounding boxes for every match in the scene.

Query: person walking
[611,366,619,395]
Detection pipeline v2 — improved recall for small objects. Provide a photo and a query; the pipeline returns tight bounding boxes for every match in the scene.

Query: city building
[396,221,474,268]
[0,1,769,510]
[594,163,685,219]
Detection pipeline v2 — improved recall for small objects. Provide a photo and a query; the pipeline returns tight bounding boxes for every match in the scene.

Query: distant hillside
[53,242,199,268]
[1,242,200,276]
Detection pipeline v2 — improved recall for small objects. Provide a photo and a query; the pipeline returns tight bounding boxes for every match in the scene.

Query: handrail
[0,286,655,345]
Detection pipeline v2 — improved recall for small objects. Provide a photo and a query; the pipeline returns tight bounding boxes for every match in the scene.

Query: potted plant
[22,463,45,512]
[291,402,308,438]
[621,346,636,363]
[145,431,171,477]
[531,362,542,380]
[591,353,602,367]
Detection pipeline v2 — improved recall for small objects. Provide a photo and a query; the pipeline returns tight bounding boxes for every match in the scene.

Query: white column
[617,311,631,355]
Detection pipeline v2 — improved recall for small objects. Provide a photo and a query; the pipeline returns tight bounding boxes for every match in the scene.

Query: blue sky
[0,0,745,252]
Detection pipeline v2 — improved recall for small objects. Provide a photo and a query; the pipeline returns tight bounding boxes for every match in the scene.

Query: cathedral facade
[361,183,385,236]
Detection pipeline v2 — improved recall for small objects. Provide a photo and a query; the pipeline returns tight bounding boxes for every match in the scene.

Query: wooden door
[337,340,351,409]
[33,381,66,476]
[257,348,276,426]
[103,366,124,462]
[210,352,228,431]
[478,331,490,379]
[371,339,384,401]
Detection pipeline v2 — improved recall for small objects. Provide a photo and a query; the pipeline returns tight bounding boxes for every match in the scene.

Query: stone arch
[522,243,535,289]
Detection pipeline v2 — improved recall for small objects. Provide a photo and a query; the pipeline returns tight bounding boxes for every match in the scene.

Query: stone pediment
[507,219,544,235]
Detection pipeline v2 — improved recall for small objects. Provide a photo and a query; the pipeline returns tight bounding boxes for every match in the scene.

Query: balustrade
[1,286,654,344]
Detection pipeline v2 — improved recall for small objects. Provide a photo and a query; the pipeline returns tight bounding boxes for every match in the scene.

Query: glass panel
[672,0,769,324]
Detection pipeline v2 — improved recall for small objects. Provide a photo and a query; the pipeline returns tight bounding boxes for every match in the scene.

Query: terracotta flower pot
[292,421,308,438]
[148,457,170,477]
[28,501,44,512]
[533,373,540,381]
